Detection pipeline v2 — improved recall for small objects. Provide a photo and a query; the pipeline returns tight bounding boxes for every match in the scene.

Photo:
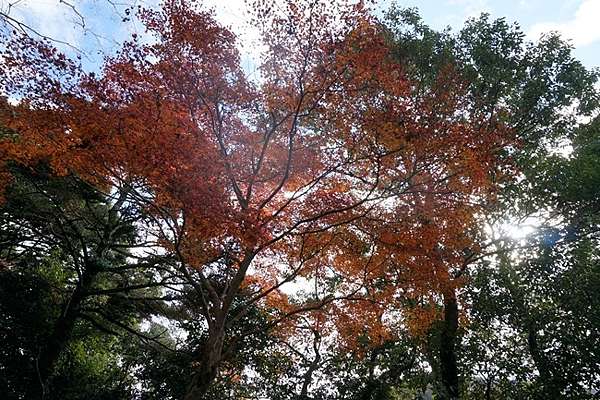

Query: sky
[1,0,600,70]
[386,0,600,68]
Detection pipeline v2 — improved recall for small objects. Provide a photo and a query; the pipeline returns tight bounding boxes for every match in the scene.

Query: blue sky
[2,0,599,70]
[378,0,600,68]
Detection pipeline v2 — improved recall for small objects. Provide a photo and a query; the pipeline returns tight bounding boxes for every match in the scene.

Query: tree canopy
[0,1,598,399]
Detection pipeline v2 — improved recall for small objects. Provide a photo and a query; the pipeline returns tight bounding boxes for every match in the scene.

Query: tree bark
[184,325,226,400]
[485,377,492,400]
[439,292,459,400]
[299,330,321,399]
[527,324,558,397]
[184,251,256,399]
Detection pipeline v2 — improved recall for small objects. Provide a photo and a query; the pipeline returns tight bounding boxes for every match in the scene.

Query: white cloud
[446,0,491,19]
[528,0,600,47]
[432,0,491,31]
[518,0,540,11]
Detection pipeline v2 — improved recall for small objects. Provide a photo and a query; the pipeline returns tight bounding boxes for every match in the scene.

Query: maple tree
[0,1,514,398]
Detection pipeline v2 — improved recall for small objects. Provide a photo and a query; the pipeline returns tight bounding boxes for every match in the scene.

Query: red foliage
[0,0,513,353]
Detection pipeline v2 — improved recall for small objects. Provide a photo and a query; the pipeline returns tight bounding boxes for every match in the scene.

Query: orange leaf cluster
[0,0,515,346]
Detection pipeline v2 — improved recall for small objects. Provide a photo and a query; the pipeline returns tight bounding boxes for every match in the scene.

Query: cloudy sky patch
[528,0,600,47]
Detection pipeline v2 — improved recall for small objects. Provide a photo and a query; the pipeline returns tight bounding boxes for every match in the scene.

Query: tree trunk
[485,377,492,400]
[439,292,459,400]
[29,265,97,399]
[184,326,226,400]
[527,324,558,397]
[184,251,257,399]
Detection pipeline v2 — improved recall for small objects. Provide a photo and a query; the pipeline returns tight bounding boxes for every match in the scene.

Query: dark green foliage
[0,166,165,398]
[0,252,135,399]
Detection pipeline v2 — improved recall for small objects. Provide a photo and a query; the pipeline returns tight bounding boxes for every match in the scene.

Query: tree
[0,165,166,398]
[1,1,514,398]
[459,116,600,399]
[381,7,599,399]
